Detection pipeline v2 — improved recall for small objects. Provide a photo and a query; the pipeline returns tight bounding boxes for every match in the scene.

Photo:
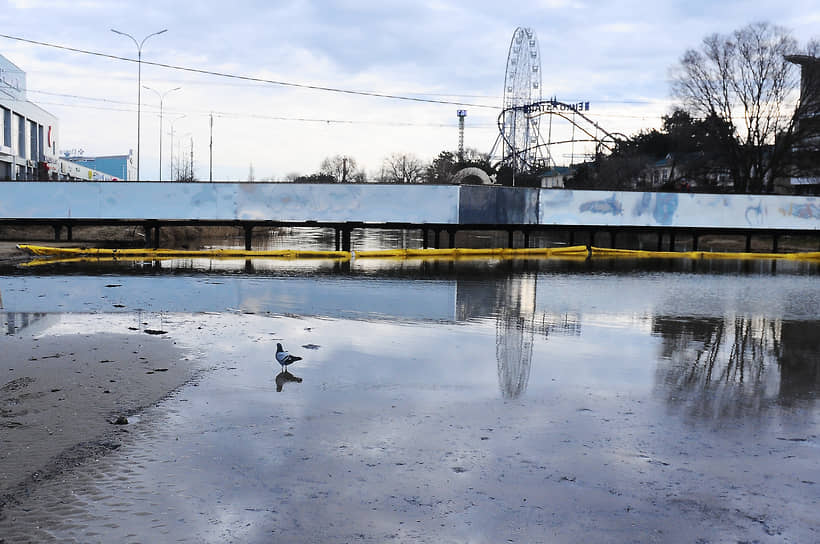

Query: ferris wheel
[498,27,548,171]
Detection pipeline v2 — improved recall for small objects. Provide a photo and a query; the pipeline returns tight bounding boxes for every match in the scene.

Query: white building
[1,53,120,181]
[0,53,60,180]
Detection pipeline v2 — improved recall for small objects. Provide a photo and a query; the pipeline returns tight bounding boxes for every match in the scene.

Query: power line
[23,97,502,128]
[0,32,500,110]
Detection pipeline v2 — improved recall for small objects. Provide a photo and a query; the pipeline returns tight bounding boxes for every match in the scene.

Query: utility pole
[209,112,213,182]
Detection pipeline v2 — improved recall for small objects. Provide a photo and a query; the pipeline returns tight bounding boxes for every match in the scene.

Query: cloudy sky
[2,0,818,180]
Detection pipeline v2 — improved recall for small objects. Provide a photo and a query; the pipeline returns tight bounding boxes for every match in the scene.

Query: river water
[1,247,819,542]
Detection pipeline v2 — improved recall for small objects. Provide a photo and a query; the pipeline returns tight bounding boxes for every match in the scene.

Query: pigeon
[275,343,302,370]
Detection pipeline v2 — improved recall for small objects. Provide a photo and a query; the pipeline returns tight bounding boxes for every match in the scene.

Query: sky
[1,0,819,181]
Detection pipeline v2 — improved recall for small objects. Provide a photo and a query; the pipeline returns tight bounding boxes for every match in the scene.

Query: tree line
[233,22,817,194]
[273,148,496,185]
[573,22,819,194]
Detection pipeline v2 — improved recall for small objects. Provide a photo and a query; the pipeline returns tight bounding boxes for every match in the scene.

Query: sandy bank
[0,329,196,511]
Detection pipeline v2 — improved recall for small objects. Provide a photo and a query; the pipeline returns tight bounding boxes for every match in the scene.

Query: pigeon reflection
[275,370,303,392]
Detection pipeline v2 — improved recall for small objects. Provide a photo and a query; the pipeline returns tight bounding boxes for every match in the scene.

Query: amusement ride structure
[490,27,626,175]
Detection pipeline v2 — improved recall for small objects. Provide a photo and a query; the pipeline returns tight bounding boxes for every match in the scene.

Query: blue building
[63,153,135,181]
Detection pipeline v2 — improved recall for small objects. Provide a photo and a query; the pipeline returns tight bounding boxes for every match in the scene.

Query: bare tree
[319,155,362,183]
[671,22,803,193]
[381,153,426,184]
[175,137,197,181]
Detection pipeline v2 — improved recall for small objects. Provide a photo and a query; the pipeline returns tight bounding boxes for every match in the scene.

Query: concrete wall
[0,182,818,231]
[0,182,460,223]
[541,190,820,230]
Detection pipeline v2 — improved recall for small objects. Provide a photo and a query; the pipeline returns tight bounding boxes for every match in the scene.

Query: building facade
[783,54,820,194]
[63,153,135,181]
[1,53,125,181]
[0,54,60,180]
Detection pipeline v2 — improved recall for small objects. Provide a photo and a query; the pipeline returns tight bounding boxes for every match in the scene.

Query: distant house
[647,154,675,187]
[638,153,732,192]
[539,166,571,188]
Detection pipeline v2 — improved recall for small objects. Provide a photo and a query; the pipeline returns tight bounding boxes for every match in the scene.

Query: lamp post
[111,28,168,181]
[143,86,180,181]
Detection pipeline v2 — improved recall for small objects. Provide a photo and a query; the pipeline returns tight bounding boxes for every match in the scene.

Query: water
[1,253,818,542]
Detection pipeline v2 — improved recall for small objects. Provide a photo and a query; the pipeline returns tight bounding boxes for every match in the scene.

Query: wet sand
[0,329,197,513]
[0,313,816,543]
[0,243,28,266]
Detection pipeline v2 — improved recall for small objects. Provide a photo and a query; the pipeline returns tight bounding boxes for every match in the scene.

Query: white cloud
[2,0,817,179]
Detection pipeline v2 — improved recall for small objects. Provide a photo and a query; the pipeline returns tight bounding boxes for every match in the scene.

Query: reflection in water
[3,312,57,335]
[777,321,820,403]
[655,316,819,421]
[495,276,536,399]
[275,370,303,392]
[490,273,583,399]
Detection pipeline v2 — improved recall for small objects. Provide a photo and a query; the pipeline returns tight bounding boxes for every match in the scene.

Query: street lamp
[143,86,180,181]
[111,28,168,181]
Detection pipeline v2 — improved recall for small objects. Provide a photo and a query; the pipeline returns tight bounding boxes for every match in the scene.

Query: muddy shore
[0,324,199,514]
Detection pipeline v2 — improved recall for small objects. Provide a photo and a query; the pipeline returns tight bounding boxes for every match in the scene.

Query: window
[16,113,24,158]
[29,120,37,162]
[1,107,10,147]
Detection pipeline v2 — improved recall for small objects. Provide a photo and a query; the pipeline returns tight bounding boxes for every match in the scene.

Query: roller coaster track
[496,99,628,172]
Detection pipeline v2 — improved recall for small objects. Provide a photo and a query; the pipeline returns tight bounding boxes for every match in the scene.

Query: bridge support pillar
[422,228,429,249]
[144,223,160,249]
[692,233,699,251]
[569,230,575,246]
[448,229,457,249]
[341,228,352,252]
[508,229,515,249]
[52,224,62,241]
[523,230,530,248]
[745,233,752,252]
[65,224,72,242]
[434,230,441,249]
[610,230,617,249]
[657,233,663,251]
[243,225,254,251]
[773,234,779,253]
[669,233,676,252]
[334,228,341,251]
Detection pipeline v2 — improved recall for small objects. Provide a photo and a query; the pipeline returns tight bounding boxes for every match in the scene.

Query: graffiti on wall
[579,193,623,216]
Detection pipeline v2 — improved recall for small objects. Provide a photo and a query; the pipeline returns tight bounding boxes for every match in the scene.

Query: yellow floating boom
[16,244,820,263]
[17,244,350,259]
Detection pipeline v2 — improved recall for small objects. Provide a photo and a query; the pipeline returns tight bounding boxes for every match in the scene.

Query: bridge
[0,182,818,252]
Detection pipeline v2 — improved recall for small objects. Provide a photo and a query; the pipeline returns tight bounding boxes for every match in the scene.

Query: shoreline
[0,330,199,513]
